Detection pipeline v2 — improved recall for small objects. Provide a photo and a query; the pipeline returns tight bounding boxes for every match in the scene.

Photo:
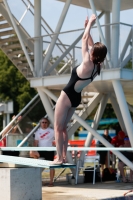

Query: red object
[54,140,96,159]
[0,137,6,147]
[111,135,124,147]
[68,139,96,157]
[118,131,125,139]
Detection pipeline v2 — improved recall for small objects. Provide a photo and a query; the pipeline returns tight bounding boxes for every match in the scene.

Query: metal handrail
[0,94,39,136]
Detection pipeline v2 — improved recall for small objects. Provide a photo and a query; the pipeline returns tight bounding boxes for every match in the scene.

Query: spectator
[30,117,55,187]
[97,129,112,171]
[24,124,33,134]
[0,115,22,156]
[111,130,125,147]
[118,136,133,183]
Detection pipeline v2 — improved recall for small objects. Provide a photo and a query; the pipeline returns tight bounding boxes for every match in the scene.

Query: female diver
[52,14,107,164]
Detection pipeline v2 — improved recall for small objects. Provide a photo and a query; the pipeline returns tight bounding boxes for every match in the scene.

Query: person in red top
[111,130,125,147]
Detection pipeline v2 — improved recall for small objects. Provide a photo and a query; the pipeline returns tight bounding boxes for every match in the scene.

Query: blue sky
[8,0,133,64]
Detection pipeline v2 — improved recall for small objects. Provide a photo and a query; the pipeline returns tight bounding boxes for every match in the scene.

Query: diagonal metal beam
[45,12,104,76]
[119,28,132,66]
[89,0,113,68]
[112,80,133,146]
[43,0,72,73]
[121,50,132,68]
[73,113,133,171]
[110,95,126,132]
[80,94,109,162]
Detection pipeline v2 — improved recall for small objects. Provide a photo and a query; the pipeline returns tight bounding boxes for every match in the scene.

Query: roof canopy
[57,0,133,12]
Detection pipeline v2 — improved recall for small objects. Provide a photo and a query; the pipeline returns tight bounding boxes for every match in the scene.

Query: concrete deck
[42,181,133,200]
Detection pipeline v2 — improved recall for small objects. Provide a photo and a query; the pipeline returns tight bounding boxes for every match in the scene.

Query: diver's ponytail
[97,62,101,75]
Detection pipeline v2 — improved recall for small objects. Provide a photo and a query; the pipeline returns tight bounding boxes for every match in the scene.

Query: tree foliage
[0,49,36,112]
[0,49,45,129]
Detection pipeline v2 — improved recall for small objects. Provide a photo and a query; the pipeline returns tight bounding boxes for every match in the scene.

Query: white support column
[112,80,133,146]
[43,0,72,73]
[3,114,6,129]
[3,0,35,76]
[34,0,43,77]
[6,114,10,125]
[110,96,126,133]
[104,12,110,68]
[37,88,54,125]
[73,113,133,170]
[111,0,121,68]
[132,25,133,69]
[80,94,108,161]
[89,0,113,69]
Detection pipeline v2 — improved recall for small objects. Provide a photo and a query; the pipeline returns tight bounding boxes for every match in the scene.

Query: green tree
[0,49,45,129]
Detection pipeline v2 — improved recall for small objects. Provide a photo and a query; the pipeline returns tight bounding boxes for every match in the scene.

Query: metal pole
[0,94,39,136]
[110,96,126,133]
[43,0,72,73]
[37,88,54,125]
[111,0,121,68]
[89,0,113,69]
[72,48,75,69]
[6,114,10,125]
[19,3,31,24]
[73,114,133,170]
[104,12,110,69]
[80,94,108,161]
[45,11,104,75]
[34,0,43,77]
[112,80,133,146]
[42,88,58,102]
[17,104,55,147]
[3,114,6,129]
[3,0,35,76]
[17,124,40,147]
[118,29,132,67]
[132,25,133,69]
[45,33,83,75]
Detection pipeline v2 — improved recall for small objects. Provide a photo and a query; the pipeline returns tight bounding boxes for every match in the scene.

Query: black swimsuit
[63,65,98,107]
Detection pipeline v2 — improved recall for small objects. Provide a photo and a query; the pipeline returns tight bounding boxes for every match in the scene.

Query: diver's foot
[49,160,63,165]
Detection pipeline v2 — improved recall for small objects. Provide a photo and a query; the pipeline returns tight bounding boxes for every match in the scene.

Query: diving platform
[0,155,76,169]
[30,68,133,105]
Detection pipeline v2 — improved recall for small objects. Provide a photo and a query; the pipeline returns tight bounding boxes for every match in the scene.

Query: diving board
[0,155,76,169]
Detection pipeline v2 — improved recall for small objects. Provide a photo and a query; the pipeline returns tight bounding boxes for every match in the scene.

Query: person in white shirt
[30,117,55,187]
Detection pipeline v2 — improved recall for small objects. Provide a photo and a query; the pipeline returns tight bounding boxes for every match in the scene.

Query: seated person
[30,117,55,187]
[118,136,133,183]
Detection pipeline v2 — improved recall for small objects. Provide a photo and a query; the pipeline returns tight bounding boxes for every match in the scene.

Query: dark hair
[92,42,107,75]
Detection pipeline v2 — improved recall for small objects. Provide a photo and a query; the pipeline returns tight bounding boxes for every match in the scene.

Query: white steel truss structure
[0,0,133,169]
